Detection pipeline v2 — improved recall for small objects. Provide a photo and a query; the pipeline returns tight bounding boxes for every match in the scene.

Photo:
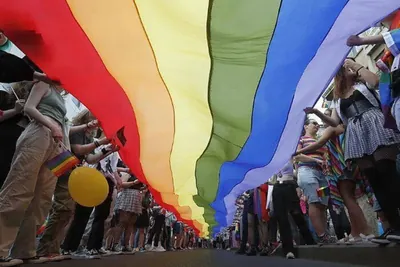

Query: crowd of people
[0,10,400,267]
[211,12,400,260]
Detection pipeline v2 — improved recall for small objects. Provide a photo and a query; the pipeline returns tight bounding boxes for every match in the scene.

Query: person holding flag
[347,10,400,130]
[0,80,68,266]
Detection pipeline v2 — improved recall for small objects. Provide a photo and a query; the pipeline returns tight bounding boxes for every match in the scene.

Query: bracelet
[94,140,100,147]
[356,66,364,76]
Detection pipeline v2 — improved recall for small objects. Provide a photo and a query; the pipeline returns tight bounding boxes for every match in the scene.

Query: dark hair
[304,118,315,126]
[301,119,309,136]
[303,118,319,136]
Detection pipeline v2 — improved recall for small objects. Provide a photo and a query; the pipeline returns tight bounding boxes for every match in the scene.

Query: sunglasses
[308,121,319,127]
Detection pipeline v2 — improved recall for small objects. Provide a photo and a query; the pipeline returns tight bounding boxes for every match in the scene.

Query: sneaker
[109,245,123,255]
[269,242,281,255]
[337,235,349,244]
[347,236,363,244]
[139,247,146,253]
[85,249,101,259]
[386,230,400,243]
[0,257,23,267]
[121,246,135,254]
[246,247,257,256]
[153,246,166,252]
[97,248,112,257]
[235,248,246,255]
[259,246,271,257]
[23,256,51,264]
[337,235,362,245]
[61,249,72,256]
[145,244,152,251]
[36,254,66,262]
[71,249,100,260]
[360,233,375,242]
[286,252,295,259]
[371,229,393,245]
[318,233,337,245]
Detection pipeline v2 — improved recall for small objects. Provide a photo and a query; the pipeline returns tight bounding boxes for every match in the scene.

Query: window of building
[72,96,81,108]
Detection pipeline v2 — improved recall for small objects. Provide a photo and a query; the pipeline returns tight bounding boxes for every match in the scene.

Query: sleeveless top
[37,86,66,126]
[332,83,380,125]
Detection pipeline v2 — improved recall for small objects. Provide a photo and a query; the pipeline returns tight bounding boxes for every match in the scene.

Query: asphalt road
[24,249,366,267]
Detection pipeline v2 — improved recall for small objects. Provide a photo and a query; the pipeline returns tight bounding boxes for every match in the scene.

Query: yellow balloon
[68,166,109,207]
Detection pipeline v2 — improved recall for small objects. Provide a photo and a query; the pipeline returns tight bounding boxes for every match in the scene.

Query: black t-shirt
[118,159,143,189]
[117,159,126,168]
[69,131,93,162]
[0,91,24,127]
[0,50,34,83]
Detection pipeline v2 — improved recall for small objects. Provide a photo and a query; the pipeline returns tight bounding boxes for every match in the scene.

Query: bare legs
[338,180,371,237]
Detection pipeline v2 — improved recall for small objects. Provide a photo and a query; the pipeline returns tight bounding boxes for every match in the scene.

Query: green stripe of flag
[194,0,282,231]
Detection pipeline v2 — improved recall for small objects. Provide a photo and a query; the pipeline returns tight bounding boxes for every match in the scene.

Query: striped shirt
[297,135,326,168]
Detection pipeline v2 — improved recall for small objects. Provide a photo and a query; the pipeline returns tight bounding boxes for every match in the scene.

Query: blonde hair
[10,81,37,101]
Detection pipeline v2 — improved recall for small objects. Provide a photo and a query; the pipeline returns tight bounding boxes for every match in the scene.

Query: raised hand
[303,107,317,114]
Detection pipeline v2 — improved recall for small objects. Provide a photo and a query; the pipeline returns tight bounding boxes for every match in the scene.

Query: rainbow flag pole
[45,146,79,178]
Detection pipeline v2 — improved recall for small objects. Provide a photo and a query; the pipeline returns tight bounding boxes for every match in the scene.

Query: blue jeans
[298,166,329,206]
[133,229,139,248]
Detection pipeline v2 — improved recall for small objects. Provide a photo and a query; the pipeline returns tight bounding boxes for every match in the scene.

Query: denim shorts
[297,166,329,206]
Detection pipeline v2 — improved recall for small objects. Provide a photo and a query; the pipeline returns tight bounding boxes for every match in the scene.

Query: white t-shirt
[165,211,176,227]
[94,145,118,179]
[223,232,230,241]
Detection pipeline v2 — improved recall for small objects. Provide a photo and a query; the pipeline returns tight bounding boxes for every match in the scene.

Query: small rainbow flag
[45,150,79,177]
[36,216,49,236]
[317,186,330,198]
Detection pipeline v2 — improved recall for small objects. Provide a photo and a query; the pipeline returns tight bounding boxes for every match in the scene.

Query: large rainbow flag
[1,0,398,237]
